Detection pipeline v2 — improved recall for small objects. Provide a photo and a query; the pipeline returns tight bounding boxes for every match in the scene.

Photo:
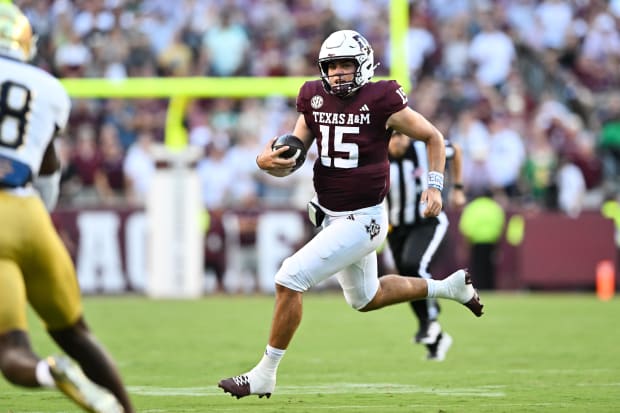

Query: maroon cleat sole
[463,271,484,317]
[464,291,484,317]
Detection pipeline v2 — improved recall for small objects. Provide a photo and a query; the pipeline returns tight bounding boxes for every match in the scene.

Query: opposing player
[219,29,483,399]
[385,131,466,361]
[0,4,133,412]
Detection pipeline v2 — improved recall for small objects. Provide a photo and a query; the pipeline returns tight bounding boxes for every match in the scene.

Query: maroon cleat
[218,375,272,399]
[463,272,484,317]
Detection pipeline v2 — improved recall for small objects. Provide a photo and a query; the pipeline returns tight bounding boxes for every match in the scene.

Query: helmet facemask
[318,58,358,97]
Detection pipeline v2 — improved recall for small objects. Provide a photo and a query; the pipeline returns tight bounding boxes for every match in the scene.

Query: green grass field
[1,292,619,413]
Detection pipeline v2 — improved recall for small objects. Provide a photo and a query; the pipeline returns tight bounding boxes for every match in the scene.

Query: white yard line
[128,383,506,397]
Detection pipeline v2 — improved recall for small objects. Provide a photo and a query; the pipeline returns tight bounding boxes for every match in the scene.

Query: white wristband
[428,171,444,192]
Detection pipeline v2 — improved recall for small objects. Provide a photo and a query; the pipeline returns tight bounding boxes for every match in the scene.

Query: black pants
[470,243,497,290]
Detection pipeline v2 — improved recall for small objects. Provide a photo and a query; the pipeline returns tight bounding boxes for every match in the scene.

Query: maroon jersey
[297,79,408,211]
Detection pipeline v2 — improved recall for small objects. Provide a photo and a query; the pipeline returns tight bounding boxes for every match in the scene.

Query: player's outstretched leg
[440,269,484,317]
[220,287,295,399]
[49,318,133,412]
[218,369,275,399]
[48,355,123,413]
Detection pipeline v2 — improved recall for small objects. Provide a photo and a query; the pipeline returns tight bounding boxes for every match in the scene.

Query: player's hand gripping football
[420,188,443,218]
[256,136,297,177]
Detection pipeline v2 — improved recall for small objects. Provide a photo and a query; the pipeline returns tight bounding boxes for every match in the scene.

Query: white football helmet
[318,30,377,97]
[0,3,36,61]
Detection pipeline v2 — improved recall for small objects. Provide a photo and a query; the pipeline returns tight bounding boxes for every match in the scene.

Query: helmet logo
[352,34,370,54]
[310,95,324,110]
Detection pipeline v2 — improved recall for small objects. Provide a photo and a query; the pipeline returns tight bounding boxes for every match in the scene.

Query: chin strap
[33,170,61,211]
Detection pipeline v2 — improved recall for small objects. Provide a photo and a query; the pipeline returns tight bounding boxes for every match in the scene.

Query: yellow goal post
[60,0,410,149]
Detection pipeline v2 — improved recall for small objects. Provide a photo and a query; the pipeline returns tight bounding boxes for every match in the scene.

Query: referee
[383,131,465,360]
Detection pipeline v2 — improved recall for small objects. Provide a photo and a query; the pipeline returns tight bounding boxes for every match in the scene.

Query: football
[271,133,306,171]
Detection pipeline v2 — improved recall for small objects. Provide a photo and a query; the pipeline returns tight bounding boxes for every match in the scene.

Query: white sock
[427,278,457,300]
[35,359,55,388]
[426,279,440,298]
[427,270,472,303]
[253,345,286,377]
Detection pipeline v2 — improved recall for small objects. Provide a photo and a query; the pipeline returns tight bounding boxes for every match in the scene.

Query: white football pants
[275,202,388,309]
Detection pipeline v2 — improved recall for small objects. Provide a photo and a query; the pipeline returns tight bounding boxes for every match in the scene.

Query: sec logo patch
[311,95,323,109]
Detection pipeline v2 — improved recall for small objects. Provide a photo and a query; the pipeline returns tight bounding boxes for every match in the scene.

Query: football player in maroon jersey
[219,30,483,399]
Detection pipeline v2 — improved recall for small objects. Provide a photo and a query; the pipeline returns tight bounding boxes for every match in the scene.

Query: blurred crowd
[14,0,620,217]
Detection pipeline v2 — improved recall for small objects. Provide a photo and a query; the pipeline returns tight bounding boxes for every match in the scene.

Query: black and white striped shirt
[387,140,455,227]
